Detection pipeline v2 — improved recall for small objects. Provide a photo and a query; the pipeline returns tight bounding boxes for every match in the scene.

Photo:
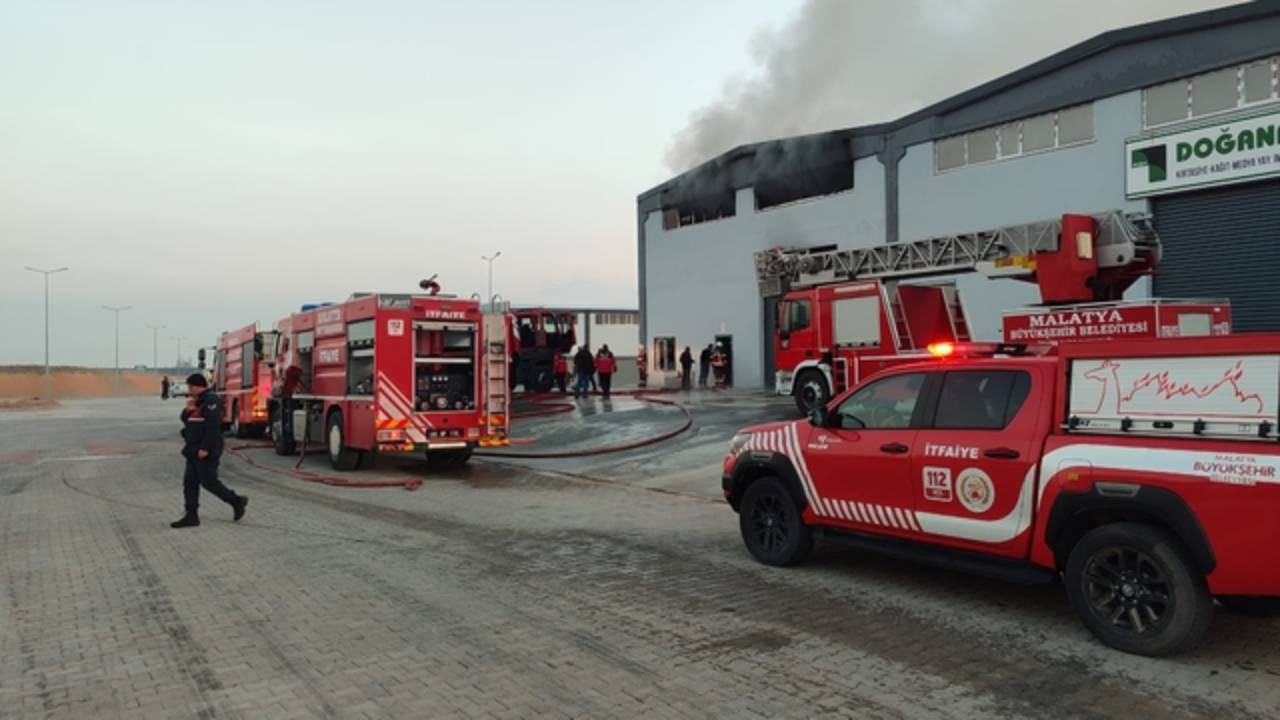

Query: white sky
[0,0,1240,367]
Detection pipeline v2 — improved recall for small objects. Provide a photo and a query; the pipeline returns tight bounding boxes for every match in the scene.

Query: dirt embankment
[0,367,170,399]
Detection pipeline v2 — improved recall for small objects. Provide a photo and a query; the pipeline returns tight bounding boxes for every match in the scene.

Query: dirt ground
[0,367,169,399]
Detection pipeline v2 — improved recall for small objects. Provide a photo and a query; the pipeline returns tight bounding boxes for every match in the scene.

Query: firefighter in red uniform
[171,373,247,528]
[553,351,568,394]
[595,345,617,399]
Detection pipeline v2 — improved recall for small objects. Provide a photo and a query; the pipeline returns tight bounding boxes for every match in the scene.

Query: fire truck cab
[509,308,576,392]
[268,292,509,470]
[213,322,279,438]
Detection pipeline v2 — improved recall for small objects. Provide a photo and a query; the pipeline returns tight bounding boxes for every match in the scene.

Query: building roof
[638,0,1280,214]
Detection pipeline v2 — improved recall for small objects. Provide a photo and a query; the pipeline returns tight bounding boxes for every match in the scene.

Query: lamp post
[101,305,132,374]
[172,336,188,368]
[145,324,165,370]
[24,266,69,400]
[481,251,501,307]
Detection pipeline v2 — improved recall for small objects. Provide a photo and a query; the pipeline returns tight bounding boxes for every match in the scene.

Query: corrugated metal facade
[1152,180,1280,332]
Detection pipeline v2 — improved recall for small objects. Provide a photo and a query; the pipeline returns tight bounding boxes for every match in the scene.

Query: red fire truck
[508,308,576,392]
[212,322,279,438]
[723,334,1280,656]
[757,211,1231,414]
[267,292,509,470]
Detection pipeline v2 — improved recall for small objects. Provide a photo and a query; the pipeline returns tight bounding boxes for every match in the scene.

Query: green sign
[1126,110,1280,198]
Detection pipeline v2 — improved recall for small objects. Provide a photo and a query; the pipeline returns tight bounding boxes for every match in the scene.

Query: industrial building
[637,2,1280,389]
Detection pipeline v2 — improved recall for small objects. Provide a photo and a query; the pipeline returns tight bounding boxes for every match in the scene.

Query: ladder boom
[755,210,1159,297]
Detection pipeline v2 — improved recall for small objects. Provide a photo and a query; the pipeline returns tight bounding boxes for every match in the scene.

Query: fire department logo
[956,468,995,513]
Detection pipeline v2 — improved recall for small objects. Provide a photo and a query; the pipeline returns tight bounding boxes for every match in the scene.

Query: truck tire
[794,370,830,416]
[739,476,813,567]
[326,411,363,472]
[1064,522,1213,657]
[231,402,250,439]
[532,367,554,393]
[271,404,297,456]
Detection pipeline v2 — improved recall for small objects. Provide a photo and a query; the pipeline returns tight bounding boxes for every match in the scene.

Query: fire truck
[212,322,279,438]
[756,211,1231,414]
[723,334,1280,656]
[267,292,510,470]
[508,308,576,392]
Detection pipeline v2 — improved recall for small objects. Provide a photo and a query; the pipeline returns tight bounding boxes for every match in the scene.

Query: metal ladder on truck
[481,311,511,446]
[754,210,1160,296]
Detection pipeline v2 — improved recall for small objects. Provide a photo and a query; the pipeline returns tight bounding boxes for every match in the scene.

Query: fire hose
[226,439,424,491]
[475,389,694,459]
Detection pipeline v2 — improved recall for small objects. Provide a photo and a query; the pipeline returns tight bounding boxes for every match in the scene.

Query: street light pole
[101,305,132,374]
[172,336,187,367]
[24,266,69,400]
[481,251,501,306]
[145,324,165,370]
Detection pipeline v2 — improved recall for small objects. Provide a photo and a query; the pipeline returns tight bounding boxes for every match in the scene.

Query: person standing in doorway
[161,375,170,400]
[636,346,647,388]
[595,345,616,399]
[171,373,247,528]
[679,346,694,390]
[699,344,712,387]
[573,344,594,398]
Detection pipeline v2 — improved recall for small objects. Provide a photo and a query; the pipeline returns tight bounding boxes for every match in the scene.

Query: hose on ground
[476,392,693,459]
[226,442,423,491]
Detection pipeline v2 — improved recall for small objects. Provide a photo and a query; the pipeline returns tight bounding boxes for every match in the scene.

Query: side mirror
[197,348,206,369]
[809,407,828,427]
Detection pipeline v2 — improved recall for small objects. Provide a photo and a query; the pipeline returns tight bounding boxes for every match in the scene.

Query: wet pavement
[1,395,1278,719]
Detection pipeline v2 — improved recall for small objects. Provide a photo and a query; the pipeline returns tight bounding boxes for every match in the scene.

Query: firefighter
[679,346,694,390]
[573,344,594,398]
[636,346,647,388]
[553,351,568,394]
[711,344,728,387]
[699,344,713,387]
[161,375,170,400]
[595,345,616,399]
[171,373,248,529]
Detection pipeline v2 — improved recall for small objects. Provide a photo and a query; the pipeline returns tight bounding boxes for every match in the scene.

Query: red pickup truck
[722,334,1280,656]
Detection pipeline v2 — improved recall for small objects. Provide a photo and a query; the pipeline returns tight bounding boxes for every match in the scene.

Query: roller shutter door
[1152,180,1280,332]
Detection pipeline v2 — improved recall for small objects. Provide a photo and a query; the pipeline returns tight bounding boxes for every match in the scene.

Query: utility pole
[145,324,164,369]
[481,251,502,307]
[101,305,132,374]
[24,266,69,400]
[172,336,187,367]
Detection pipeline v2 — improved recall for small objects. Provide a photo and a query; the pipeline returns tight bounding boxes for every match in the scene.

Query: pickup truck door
[909,368,1041,559]
[803,371,927,533]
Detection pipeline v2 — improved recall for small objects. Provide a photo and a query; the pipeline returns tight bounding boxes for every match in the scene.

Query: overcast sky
[1,0,1239,367]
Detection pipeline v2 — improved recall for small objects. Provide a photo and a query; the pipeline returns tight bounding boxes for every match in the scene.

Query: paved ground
[1,394,1279,719]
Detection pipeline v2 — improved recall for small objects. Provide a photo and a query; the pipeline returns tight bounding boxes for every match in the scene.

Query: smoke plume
[663,0,1238,174]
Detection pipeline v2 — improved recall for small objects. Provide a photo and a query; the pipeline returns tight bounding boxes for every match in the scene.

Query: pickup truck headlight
[728,432,752,456]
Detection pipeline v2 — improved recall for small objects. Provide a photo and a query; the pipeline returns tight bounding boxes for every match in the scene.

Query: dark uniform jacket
[574,348,595,375]
[181,391,225,461]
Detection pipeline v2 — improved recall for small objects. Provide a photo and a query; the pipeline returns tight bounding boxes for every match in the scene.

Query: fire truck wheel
[793,370,830,416]
[231,402,250,439]
[739,477,813,567]
[326,411,363,472]
[271,408,296,456]
[532,369,554,393]
[1065,522,1213,657]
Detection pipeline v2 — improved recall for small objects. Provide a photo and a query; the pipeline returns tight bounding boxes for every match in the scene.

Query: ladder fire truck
[267,291,510,470]
[212,322,279,438]
[756,211,1232,414]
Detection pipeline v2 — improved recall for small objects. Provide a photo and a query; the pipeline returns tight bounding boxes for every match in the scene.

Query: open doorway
[713,334,733,387]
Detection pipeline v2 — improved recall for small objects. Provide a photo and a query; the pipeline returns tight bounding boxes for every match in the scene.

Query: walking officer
[171,373,248,528]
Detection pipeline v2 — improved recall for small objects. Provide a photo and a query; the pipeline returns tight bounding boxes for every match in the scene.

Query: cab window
[783,300,811,332]
[932,370,1031,430]
[833,372,925,430]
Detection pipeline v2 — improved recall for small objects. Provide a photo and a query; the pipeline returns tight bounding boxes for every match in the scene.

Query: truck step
[814,527,1057,585]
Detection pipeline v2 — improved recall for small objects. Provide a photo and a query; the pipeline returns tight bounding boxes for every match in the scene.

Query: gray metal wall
[642,157,886,389]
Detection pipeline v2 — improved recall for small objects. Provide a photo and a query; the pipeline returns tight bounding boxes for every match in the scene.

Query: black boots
[170,513,200,529]
[233,495,248,522]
